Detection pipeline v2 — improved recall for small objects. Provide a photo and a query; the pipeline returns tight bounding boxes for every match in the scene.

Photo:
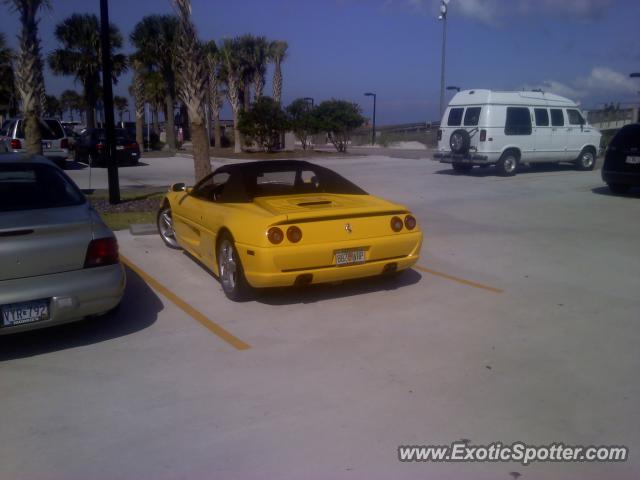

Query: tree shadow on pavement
[0,266,162,361]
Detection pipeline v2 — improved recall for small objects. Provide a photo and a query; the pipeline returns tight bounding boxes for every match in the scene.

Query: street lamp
[438,0,451,119]
[446,85,460,93]
[364,92,377,146]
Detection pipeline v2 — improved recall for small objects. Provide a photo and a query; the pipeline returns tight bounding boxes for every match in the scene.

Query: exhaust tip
[294,273,313,286]
[383,262,398,275]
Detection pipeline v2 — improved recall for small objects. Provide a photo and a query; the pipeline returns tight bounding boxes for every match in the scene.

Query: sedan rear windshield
[0,163,85,212]
[16,120,65,140]
[610,125,640,149]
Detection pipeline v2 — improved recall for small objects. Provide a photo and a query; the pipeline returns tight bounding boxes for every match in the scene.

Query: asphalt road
[1,154,639,480]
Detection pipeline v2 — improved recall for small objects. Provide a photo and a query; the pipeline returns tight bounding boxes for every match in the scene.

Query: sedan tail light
[60,138,69,149]
[96,142,105,151]
[10,139,21,149]
[126,142,139,150]
[84,237,119,268]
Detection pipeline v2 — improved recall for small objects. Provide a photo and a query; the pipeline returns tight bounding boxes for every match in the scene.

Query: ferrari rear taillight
[267,227,284,244]
[286,226,302,243]
[390,216,404,232]
[84,237,119,268]
[404,215,417,230]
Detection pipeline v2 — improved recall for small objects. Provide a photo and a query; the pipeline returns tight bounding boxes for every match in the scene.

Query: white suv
[0,118,70,168]
[434,90,602,176]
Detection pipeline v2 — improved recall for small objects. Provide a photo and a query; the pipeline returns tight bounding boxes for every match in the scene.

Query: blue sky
[2,0,640,124]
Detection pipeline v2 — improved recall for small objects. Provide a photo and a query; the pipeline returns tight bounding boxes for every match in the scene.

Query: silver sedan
[0,155,125,335]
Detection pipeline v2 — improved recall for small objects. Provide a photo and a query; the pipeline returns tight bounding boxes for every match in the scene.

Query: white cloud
[522,67,637,102]
[400,0,614,25]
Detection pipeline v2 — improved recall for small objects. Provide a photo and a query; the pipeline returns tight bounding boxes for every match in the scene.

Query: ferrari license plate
[335,249,365,266]
[1,299,49,327]
[625,156,640,164]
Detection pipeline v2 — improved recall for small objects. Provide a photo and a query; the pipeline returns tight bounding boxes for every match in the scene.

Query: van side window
[463,107,481,126]
[447,108,464,126]
[534,108,549,126]
[550,109,564,126]
[505,107,532,136]
[567,109,584,125]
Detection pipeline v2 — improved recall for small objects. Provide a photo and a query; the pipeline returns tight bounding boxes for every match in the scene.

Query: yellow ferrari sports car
[157,160,422,300]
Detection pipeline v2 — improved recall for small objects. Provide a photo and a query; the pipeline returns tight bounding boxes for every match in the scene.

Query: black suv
[602,124,640,195]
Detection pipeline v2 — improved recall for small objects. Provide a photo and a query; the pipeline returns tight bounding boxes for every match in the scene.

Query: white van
[434,90,602,176]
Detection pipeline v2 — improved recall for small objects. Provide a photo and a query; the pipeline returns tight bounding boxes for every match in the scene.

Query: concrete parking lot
[1,153,639,479]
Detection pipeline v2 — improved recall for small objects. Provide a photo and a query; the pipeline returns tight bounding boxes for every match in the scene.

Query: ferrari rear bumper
[236,232,422,288]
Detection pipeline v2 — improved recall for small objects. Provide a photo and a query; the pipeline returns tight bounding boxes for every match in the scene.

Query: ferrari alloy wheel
[157,206,180,249]
[218,236,250,301]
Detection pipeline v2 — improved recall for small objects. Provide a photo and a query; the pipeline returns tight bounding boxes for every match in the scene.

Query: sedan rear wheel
[157,206,181,249]
[218,235,251,301]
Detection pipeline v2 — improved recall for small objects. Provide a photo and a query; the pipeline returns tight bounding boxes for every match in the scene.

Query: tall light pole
[364,92,377,146]
[100,0,119,204]
[438,0,450,119]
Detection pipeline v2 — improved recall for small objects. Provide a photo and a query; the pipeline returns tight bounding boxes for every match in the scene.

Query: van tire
[449,129,471,154]
[575,147,596,171]
[452,163,473,173]
[496,150,519,177]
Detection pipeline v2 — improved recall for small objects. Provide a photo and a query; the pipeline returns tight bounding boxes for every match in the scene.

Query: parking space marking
[415,265,503,293]
[120,255,251,351]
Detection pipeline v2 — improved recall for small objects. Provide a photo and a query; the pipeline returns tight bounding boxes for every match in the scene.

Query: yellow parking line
[415,265,503,293]
[120,255,251,351]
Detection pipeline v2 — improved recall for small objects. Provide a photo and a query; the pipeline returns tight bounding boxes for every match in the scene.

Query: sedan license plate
[625,156,640,165]
[116,145,124,150]
[42,141,51,149]
[2,299,49,327]
[335,249,365,266]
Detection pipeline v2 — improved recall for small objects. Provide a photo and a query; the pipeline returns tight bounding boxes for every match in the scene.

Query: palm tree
[44,94,62,118]
[113,95,128,124]
[130,15,179,151]
[172,0,211,181]
[142,70,165,135]
[247,35,270,101]
[129,57,145,149]
[270,40,288,105]
[236,34,257,112]
[220,38,244,154]
[48,13,127,129]
[204,40,223,149]
[60,89,82,121]
[5,0,49,154]
[0,32,17,119]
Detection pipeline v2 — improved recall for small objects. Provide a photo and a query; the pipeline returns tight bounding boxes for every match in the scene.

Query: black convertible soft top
[198,160,367,202]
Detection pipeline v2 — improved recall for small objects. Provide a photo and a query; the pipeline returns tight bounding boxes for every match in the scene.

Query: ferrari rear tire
[217,234,251,301]
[157,206,181,249]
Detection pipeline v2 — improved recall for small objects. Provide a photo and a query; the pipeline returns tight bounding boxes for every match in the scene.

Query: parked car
[0,118,70,168]
[601,123,640,195]
[74,128,140,167]
[0,155,125,335]
[157,160,423,301]
[434,90,602,176]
